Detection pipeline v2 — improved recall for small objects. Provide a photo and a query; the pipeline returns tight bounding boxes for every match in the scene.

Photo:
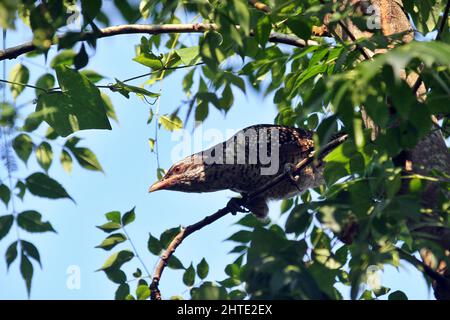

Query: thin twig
[318,0,370,60]
[121,62,205,83]
[1,30,20,242]
[0,62,206,95]
[149,133,348,300]
[122,225,152,278]
[0,78,48,92]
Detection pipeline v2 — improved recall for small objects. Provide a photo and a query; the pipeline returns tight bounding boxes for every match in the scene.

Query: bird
[149,124,339,218]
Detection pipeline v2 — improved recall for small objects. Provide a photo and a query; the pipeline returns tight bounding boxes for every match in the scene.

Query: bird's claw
[284,163,302,192]
[227,197,249,215]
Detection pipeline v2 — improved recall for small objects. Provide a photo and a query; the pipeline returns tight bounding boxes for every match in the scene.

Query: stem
[122,225,152,278]
[0,78,48,92]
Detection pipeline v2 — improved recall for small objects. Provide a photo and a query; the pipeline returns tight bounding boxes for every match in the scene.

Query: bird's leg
[226,197,250,215]
[284,163,302,192]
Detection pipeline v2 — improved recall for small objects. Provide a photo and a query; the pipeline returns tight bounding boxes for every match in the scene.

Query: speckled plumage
[149,125,328,217]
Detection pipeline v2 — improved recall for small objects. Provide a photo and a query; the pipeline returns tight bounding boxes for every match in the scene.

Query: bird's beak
[148,178,172,193]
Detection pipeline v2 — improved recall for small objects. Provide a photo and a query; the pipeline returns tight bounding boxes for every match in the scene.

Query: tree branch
[149,133,348,300]
[0,23,316,62]
[318,0,371,60]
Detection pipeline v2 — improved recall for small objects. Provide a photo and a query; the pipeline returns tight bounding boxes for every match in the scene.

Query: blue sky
[0,6,431,300]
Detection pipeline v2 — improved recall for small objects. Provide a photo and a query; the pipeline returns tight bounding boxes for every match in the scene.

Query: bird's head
[148,154,211,193]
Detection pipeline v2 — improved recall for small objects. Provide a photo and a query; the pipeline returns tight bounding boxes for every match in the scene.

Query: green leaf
[114,0,140,23]
[0,103,16,126]
[74,44,89,70]
[15,181,26,200]
[81,0,101,22]
[25,172,73,200]
[105,269,127,284]
[133,268,142,278]
[404,0,445,34]
[97,222,122,233]
[160,227,181,248]
[17,211,56,233]
[195,100,209,122]
[388,290,408,300]
[115,283,130,300]
[100,92,118,122]
[80,69,104,83]
[60,150,73,173]
[21,110,44,132]
[196,258,209,280]
[0,215,14,240]
[182,68,195,96]
[20,252,33,296]
[286,205,313,235]
[255,15,271,47]
[111,79,160,99]
[139,0,153,19]
[159,114,183,131]
[5,241,18,269]
[190,281,228,300]
[147,233,162,255]
[280,198,293,214]
[200,31,225,70]
[0,184,11,207]
[8,64,29,99]
[235,214,267,228]
[35,73,55,96]
[229,0,250,34]
[148,138,155,152]
[13,133,33,164]
[21,240,41,267]
[45,127,59,140]
[96,233,127,251]
[174,46,201,66]
[99,250,134,271]
[50,50,77,68]
[133,52,164,69]
[167,255,185,270]
[36,66,111,137]
[136,284,150,300]
[226,230,252,243]
[183,263,196,287]
[36,142,53,171]
[219,84,233,112]
[69,147,103,172]
[105,211,121,223]
[121,207,135,226]
[287,15,313,40]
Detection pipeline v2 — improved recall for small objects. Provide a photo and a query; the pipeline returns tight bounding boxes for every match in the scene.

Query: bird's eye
[173,166,182,174]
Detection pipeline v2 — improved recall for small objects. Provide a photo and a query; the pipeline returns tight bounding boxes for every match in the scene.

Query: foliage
[0,0,448,299]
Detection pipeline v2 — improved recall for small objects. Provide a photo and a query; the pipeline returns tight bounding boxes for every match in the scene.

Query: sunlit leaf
[8,64,29,99]
[99,250,134,271]
[36,66,111,137]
